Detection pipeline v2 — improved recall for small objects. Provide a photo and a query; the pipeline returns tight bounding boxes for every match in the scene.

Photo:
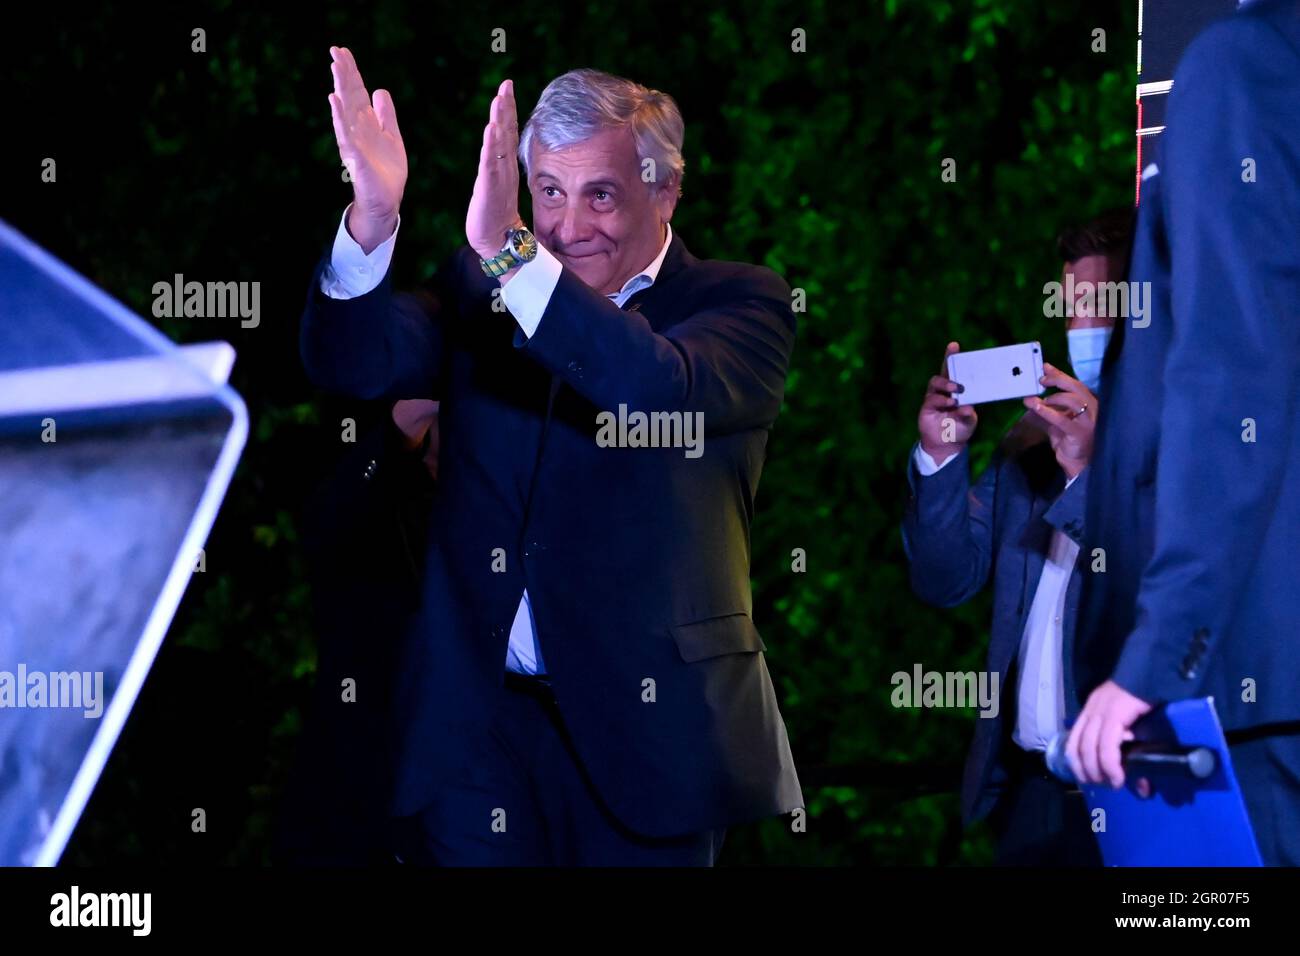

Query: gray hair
[517,68,685,194]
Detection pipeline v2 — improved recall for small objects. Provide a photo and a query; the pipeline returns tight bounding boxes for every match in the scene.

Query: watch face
[510,229,538,262]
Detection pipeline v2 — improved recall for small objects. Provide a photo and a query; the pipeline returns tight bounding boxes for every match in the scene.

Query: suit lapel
[621,234,695,332]
[1015,438,1067,634]
[517,234,698,522]
[545,233,696,406]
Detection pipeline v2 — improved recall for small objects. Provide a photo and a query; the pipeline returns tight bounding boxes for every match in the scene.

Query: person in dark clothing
[273,400,437,865]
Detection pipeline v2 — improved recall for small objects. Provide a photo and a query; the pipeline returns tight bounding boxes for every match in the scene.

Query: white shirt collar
[607,222,674,303]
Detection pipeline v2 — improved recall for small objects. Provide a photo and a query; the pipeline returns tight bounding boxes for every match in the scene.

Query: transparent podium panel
[0,220,248,865]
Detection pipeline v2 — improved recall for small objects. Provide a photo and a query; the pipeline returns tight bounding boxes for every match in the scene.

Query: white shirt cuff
[500,242,563,338]
[320,204,401,300]
[913,443,959,476]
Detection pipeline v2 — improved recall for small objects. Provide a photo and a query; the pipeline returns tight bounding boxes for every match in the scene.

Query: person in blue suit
[902,211,1132,864]
[299,49,802,865]
[1070,0,1300,866]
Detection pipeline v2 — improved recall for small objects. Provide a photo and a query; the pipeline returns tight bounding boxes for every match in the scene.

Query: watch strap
[481,249,516,277]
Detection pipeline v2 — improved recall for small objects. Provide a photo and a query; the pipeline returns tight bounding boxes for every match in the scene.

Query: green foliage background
[10,0,1134,864]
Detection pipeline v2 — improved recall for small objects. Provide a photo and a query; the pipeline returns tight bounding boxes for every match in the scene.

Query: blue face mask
[1067,326,1113,393]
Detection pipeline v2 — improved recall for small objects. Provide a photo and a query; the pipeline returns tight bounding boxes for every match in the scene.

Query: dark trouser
[392,672,726,866]
[986,747,1103,867]
[1230,728,1300,867]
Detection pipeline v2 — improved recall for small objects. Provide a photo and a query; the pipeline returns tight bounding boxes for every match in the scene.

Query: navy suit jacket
[299,232,804,838]
[902,422,1089,825]
[1078,0,1300,730]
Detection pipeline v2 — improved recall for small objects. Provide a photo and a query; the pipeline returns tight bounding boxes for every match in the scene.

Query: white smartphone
[945,342,1044,406]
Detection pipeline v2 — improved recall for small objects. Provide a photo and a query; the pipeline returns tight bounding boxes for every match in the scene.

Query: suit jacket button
[567,360,582,376]
[363,459,378,480]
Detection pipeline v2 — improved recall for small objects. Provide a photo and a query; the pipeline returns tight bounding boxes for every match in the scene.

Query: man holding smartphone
[900,210,1132,864]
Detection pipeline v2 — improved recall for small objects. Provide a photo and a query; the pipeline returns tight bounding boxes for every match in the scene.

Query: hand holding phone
[917,341,978,464]
[1023,362,1098,480]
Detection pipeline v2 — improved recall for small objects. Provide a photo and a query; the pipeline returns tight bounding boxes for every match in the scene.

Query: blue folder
[1084,697,1262,866]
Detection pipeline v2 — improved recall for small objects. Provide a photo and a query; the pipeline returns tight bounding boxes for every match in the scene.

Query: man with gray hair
[300,48,803,865]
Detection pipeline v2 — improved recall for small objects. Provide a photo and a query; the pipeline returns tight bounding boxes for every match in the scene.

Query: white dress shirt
[913,443,1080,751]
[322,206,674,675]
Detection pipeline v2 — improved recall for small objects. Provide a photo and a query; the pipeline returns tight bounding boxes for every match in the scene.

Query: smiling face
[526,125,679,295]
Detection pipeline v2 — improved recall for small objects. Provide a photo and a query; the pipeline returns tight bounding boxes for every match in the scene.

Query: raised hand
[918,341,978,465]
[327,46,408,253]
[1022,363,1098,480]
[466,79,524,261]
